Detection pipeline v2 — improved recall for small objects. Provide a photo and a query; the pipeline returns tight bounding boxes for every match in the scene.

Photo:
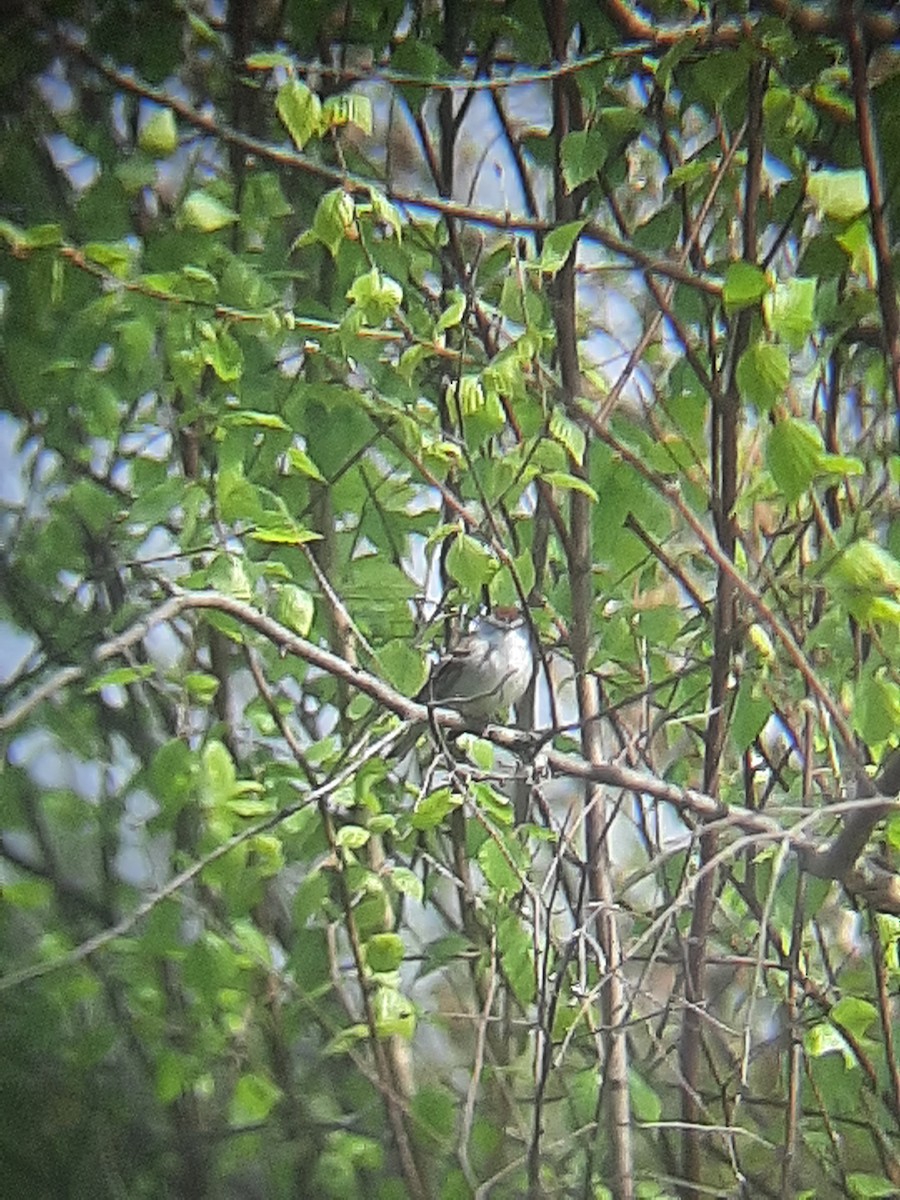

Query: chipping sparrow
[414,608,533,723]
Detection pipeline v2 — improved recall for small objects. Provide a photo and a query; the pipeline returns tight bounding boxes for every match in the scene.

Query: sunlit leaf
[275,584,315,636]
[766,417,822,502]
[763,277,816,349]
[736,342,790,411]
[826,540,900,626]
[446,533,499,591]
[276,78,322,148]
[534,219,586,274]
[723,261,769,310]
[85,664,155,693]
[807,168,869,221]
[229,1073,282,1125]
[138,106,177,156]
[179,190,239,232]
[365,932,404,973]
[322,93,373,135]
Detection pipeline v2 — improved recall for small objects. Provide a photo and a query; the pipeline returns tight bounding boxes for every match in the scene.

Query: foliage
[1,2,899,1198]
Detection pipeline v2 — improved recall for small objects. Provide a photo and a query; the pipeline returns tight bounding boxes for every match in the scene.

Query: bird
[397,607,534,758]
[416,607,534,719]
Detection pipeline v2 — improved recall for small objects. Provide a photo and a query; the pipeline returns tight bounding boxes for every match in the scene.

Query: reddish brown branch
[846,16,900,424]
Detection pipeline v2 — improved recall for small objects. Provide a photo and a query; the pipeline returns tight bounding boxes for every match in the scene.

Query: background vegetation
[1,2,899,1197]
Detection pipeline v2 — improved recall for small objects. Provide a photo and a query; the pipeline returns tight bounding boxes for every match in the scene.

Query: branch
[50,27,722,298]
[3,587,896,913]
[846,14,900,421]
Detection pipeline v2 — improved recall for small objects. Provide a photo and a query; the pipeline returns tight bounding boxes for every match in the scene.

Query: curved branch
[51,27,721,297]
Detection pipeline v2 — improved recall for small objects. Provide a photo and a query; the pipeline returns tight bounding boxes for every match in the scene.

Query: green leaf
[434,290,466,335]
[736,342,791,412]
[764,277,817,349]
[284,446,326,481]
[322,93,373,136]
[477,837,521,896]
[346,266,403,319]
[229,1072,282,1125]
[249,526,322,546]
[366,186,402,239]
[149,739,195,810]
[207,553,254,599]
[534,219,586,275]
[543,471,598,500]
[387,867,424,904]
[245,51,295,70]
[722,262,769,310]
[83,240,136,277]
[138,106,177,156]
[826,540,900,625]
[852,669,900,744]
[446,533,499,592]
[561,130,606,191]
[766,418,822,503]
[496,911,535,1007]
[202,328,243,381]
[549,408,586,466]
[155,1049,192,1103]
[411,1086,457,1141]
[276,78,322,148]
[831,996,878,1040]
[219,409,289,431]
[179,190,238,232]
[449,374,485,417]
[183,672,221,703]
[373,985,416,1039]
[294,870,330,925]
[629,1070,662,1123]
[389,38,449,106]
[309,188,355,257]
[0,220,62,250]
[836,219,876,281]
[489,548,535,608]
[336,824,370,850]
[846,1174,900,1199]
[807,168,869,221]
[730,677,772,752]
[227,795,274,818]
[200,740,237,807]
[365,933,404,973]
[275,584,315,636]
[411,787,461,831]
[85,664,155,693]
[2,879,51,909]
[467,736,495,770]
[379,639,426,694]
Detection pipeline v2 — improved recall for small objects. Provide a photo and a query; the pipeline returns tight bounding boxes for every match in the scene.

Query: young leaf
[766,417,822,502]
[723,262,769,310]
[736,342,790,412]
[322,93,373,136]
[275,584,315,636]
[276,78,322,148]
[446,533,499,592]
[535,219,586,275]
[560,130,606,191]
[138,107,177,157]
[179,190,238,232]
[807,168,869,221]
